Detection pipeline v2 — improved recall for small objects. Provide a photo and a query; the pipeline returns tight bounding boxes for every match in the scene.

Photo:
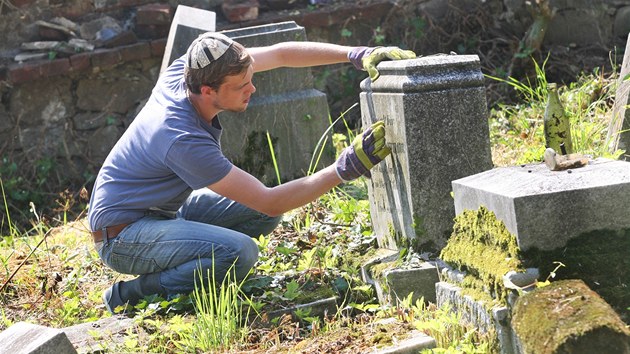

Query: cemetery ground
[1,62,629,352]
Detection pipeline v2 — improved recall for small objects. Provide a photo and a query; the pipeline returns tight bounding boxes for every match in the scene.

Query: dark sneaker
[102,281,125,314]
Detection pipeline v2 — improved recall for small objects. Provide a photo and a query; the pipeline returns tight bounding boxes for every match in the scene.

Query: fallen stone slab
[373,330,436,354]
[0,321,77,354]
[512,279,630,354]
[62,316,136,353]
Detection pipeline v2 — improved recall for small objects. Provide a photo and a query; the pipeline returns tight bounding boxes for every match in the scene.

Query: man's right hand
[335,121,392,182]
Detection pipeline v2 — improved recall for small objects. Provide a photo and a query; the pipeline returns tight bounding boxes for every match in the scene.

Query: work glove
[335,121,392,182]
[348,46,417,81]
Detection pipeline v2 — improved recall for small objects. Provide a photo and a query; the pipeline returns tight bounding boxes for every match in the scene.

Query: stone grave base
[436,281,515,354]
[360,249,439,306]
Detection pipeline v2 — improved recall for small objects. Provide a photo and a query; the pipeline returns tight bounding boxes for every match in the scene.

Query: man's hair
[184,33,252,94]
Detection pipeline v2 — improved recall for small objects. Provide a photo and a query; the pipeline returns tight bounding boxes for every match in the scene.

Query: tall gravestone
[361,55,493,251]
[160,5,216,74]
[160,7,332,184]
[606,33,630,159]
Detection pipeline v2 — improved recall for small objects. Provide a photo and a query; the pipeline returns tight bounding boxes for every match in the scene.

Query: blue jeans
[97,189,281,295]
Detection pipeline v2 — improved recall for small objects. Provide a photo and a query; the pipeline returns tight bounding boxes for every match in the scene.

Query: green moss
[440,206,524,304]
[232,131,277,184]
[512,279,630,354]
[522,228,630,323]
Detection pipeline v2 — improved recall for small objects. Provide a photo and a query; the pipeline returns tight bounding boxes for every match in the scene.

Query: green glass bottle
[544,83,573,155]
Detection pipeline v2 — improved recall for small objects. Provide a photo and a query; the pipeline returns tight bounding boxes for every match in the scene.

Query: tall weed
[488,56,623,166]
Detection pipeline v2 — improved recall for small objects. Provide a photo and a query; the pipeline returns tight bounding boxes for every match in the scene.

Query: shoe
[102,273,165,315]
[102,281,126,314]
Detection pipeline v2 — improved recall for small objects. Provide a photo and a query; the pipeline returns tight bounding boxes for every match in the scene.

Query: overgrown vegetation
[1,57,626,351]
[2,0,629,350]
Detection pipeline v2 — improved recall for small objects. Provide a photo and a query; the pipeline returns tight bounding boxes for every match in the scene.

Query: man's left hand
[349,46,417,81]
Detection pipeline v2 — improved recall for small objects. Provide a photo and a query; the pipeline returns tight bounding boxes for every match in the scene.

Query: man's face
[211,65,256,113]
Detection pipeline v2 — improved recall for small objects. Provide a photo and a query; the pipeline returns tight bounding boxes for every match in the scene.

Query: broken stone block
[512,279,630,354]
[377,262,440,305]
[0,322,77,354]
[452,158,630,251]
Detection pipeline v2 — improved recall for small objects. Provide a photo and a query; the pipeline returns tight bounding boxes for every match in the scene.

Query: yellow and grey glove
[335,121,392,182]
[348,46,417,81]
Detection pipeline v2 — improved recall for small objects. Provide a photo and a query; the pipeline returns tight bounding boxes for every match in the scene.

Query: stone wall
[2,0,630,219]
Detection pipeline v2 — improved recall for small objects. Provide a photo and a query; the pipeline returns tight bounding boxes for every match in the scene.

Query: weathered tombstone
[607,32,630,159]
[0,322,77,354]
[452,158,630,251]
[160,5,216,74]
[218,22,332,184]
[361,55,493,251]
[159,12,332,184]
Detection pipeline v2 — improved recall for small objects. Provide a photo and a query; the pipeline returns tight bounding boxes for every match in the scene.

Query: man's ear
[200,85,217,96]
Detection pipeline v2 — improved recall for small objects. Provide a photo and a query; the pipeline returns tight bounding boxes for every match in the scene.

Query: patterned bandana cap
[186,32,234,69]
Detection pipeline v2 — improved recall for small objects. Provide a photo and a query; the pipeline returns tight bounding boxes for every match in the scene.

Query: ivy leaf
[283,280,301,300]
[276,244,298,257]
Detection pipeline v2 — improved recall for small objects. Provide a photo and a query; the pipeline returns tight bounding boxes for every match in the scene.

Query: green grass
[488,60,623,166]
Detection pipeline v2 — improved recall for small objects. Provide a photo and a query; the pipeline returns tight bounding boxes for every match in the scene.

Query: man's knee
[235,237,259,279]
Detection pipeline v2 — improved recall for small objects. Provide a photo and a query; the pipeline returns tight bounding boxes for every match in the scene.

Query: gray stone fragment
[14,52,49,62]
[502,268,539,290]
[50,17,80,34]
[379,262,440,305]
[21,41,61,51]
[0,322,77,354]
[35,19,78,38]
[362,250,439,305]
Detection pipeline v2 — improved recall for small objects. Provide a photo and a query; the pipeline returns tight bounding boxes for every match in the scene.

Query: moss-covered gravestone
[512,279,630,354]
[218,22,332,185]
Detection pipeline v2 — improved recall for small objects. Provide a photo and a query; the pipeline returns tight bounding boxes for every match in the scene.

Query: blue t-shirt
[88,56,233,231]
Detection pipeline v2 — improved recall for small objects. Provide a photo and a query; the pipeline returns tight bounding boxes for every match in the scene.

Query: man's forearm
[249,42,353,72]
[264,164,342,216]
